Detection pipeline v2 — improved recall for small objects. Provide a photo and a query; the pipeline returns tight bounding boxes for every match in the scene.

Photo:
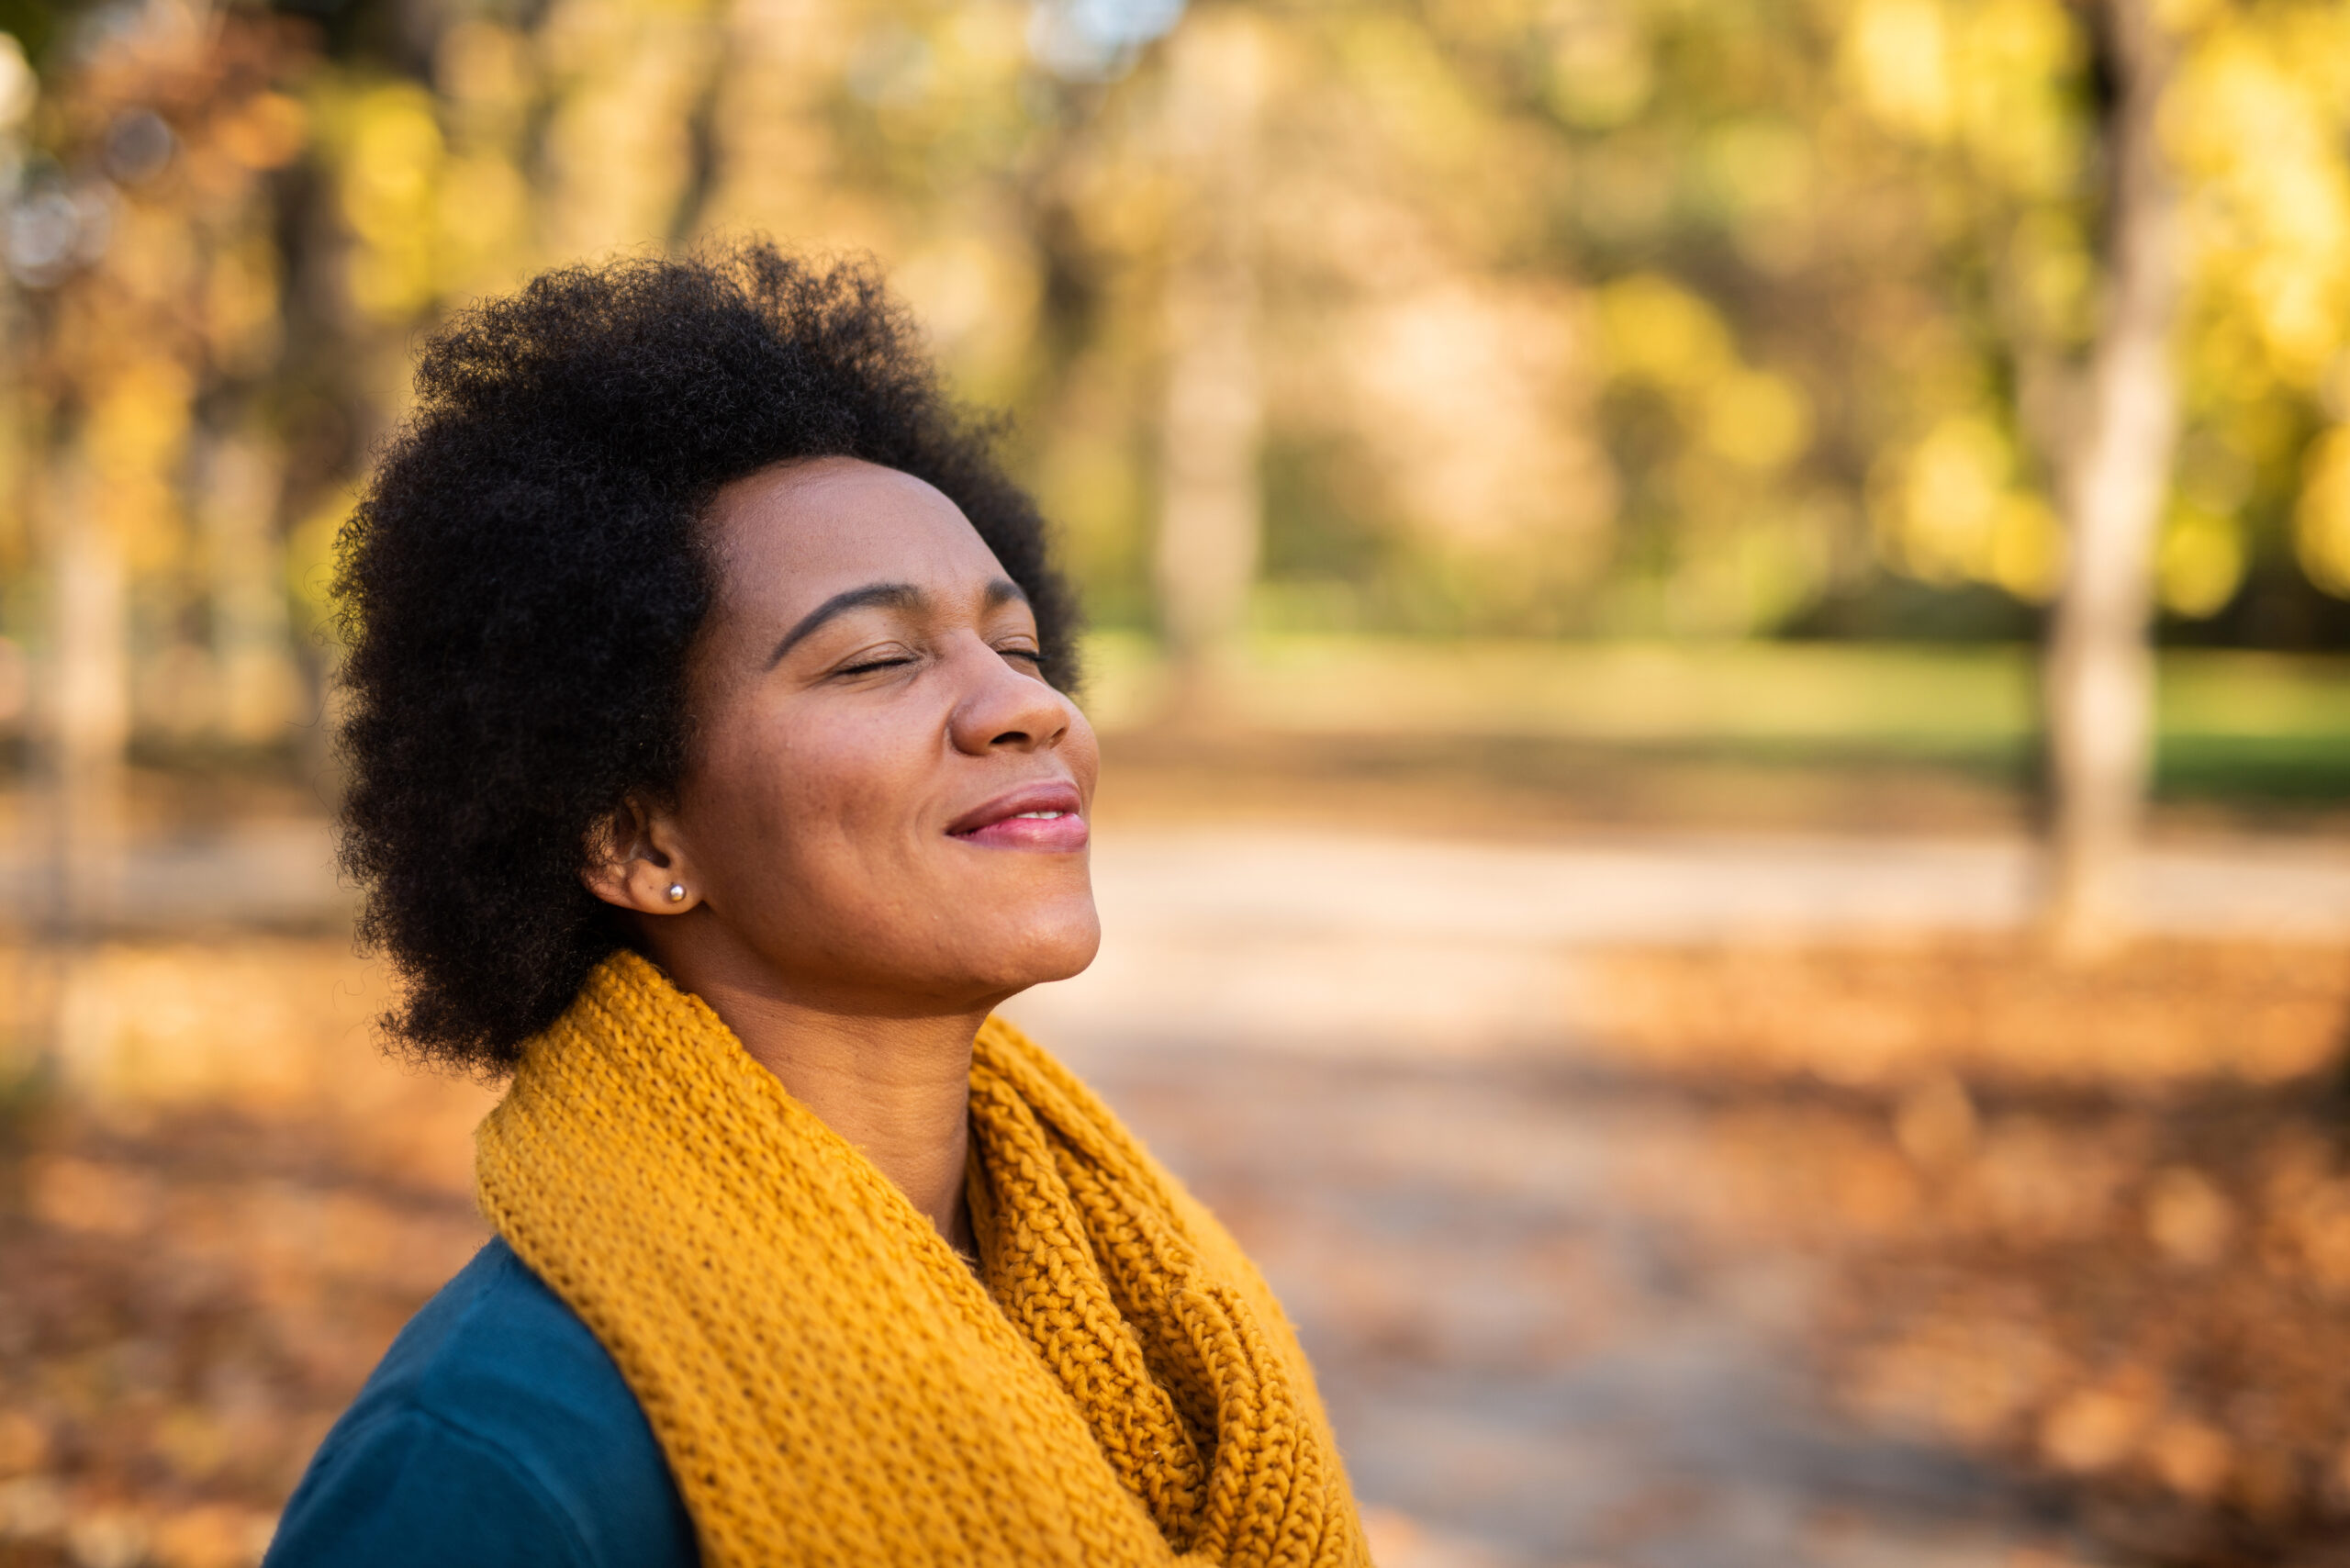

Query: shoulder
[264,1238,698,1568]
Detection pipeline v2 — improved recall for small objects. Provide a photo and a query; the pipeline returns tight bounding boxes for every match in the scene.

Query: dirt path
[7,821,2349,1565]
[1007,825,2350,1058]
[1064,1042,2064,1568]
[6,812,2343,944]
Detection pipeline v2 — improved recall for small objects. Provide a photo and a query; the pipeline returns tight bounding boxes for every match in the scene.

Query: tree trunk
[1154,8,1265,720]
[2042,0,2180,957]
[202,431,297,745]
[44,441,128,939]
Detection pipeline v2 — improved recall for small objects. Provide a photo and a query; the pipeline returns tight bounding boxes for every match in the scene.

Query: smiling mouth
[949,783,1089,852]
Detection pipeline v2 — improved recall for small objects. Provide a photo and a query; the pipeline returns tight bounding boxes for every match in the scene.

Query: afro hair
[335,241,1080,1071]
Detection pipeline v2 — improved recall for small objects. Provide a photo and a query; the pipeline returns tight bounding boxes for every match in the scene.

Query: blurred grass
[1080,634,2350,805]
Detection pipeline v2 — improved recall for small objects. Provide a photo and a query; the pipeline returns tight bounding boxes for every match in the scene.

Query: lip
[946,778,1088,852]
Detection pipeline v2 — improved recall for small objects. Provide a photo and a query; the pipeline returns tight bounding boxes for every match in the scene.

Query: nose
[946,636,1075,756]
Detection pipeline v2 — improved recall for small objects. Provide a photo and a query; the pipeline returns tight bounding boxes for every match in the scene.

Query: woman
[262,244,1370,1568]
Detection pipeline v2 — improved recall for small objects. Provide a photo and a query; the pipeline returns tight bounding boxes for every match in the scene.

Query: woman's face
[605,456,1101,1013]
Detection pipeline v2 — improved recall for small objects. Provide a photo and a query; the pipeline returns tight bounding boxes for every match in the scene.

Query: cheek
[687,700,931,890]
[675,685,1101,993]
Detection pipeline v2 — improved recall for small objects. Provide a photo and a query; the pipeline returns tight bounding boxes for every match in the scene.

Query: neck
[641,935,988,1254]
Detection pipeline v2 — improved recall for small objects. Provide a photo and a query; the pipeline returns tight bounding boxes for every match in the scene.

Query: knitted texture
[476,950,1371,1568]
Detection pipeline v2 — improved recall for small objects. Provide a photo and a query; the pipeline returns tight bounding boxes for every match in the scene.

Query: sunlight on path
[1008,826,2350,1058]
[1060,1046,2077,1568]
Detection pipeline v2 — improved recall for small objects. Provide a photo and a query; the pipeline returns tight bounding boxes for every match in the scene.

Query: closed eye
[834,655,918,678]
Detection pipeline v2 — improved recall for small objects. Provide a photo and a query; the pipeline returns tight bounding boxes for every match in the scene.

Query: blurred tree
[3,0,2349,845]
[1152,5,1261,709]
[2042,0,2177,953]
[7,2,311,937]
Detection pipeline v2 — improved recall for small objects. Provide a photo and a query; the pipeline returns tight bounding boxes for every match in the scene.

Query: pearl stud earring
[666,882,687,903]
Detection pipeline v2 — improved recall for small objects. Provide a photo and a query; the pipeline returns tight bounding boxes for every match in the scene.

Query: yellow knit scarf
[476,950,1371,1568]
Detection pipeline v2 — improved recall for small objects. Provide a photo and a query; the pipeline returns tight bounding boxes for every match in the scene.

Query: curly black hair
[335,241,1080,1071]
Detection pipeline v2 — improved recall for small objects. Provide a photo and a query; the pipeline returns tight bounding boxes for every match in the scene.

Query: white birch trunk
[1155,10,1265,715]
[2042,0,2179,956]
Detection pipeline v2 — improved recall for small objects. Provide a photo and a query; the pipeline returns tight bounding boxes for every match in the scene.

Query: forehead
[703,457,1007,611]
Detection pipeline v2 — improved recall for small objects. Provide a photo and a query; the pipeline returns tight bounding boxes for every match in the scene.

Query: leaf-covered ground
[3,934,2347,1567]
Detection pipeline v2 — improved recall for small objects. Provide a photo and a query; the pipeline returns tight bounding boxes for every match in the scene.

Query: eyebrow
[766,577,1029,667]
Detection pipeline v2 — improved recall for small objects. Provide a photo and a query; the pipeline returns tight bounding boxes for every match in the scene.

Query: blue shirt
[263,1238,699,1568]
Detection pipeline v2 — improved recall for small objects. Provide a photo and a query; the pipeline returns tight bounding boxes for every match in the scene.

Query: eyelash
[834,644,1039,678]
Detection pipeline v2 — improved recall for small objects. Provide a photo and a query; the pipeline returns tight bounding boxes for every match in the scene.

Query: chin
[963,904,1102,998]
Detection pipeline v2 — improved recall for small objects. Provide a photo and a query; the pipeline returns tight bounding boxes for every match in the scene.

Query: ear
[581,795,702,915]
